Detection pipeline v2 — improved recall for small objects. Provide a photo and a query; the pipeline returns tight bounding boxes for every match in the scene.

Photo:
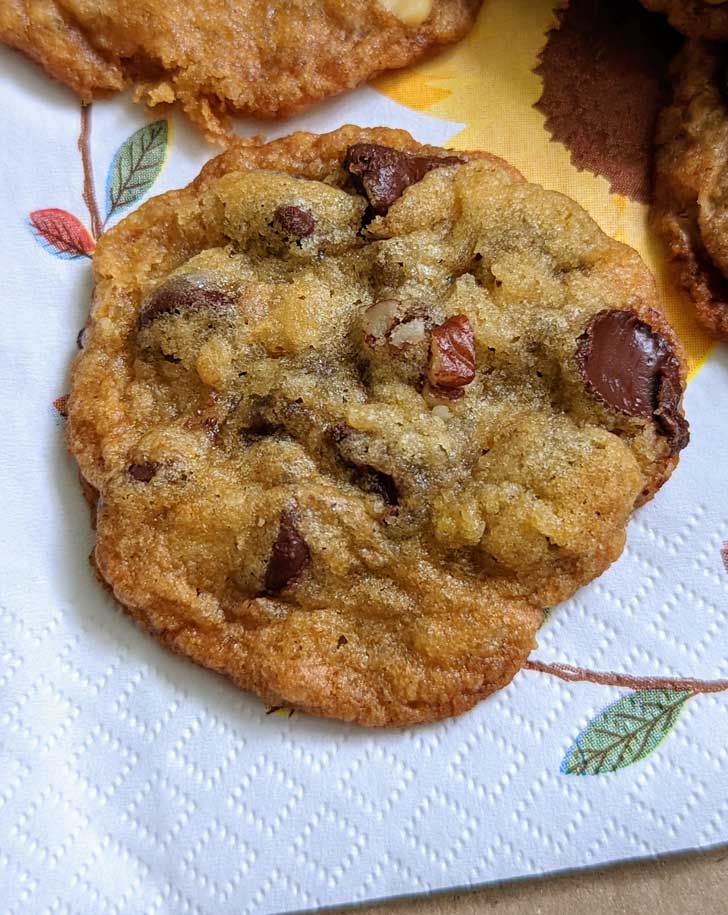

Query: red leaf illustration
[29,208,95,258]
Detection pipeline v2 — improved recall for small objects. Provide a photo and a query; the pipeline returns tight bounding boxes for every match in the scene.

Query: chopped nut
[389,318,426,349]
[363,299,400,344]
[377,0,434,27]
[427,315,476,389]
[431,404,451,420]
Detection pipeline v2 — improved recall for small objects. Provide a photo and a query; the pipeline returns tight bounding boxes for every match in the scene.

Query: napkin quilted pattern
[2,2,727,912]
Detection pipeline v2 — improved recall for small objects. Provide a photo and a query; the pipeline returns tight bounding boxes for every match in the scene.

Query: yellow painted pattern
[372,0,714,375]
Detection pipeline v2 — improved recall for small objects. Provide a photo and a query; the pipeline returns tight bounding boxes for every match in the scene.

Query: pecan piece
[427,315,476,389]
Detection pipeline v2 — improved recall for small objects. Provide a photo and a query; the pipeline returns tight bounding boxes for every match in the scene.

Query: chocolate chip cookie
[653,40,728,339]
[0,0,482,138]
[640,1,728,39]
[67,126,689,726]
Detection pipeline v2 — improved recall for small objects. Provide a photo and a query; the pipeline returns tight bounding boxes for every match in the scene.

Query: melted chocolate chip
[274,205,315,238]
[576,309,689,454]
[139,277,235,328]
[264,507,310,593]
[76,326,87,350]
[128,461,159,482]
[344,143,464,215]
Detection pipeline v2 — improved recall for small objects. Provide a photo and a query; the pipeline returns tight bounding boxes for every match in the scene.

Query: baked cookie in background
[653,40,728,340]
[0,0,482,139]
[640,0,728,40]
[66,126,689,726]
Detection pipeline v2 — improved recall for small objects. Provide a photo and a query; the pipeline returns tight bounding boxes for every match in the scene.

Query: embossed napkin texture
[1,3,727,913]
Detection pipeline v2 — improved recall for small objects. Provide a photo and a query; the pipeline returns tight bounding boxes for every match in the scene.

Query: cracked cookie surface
[0,0,481,137]
[653,40,728,339]
[67,126,688,726]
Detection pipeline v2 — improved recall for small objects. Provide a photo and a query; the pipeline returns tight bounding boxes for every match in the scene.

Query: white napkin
[1,46,727,915]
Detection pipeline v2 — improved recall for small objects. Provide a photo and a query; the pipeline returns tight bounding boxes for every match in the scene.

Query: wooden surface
[338,846,727,915]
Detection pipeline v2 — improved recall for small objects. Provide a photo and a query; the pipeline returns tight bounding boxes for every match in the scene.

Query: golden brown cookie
[0,0,482,138]
[653,40,728,339]
[66,126,689,726]
[640,1,728,39]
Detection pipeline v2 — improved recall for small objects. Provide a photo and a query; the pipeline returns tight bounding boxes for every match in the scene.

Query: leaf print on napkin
[561,689,691,775]
[105,120,169,221]
[29,209,96,259]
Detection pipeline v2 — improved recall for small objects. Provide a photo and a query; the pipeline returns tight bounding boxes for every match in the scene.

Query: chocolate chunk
[139,277,235,328]
[77,327,87,350]
[274,205,315,238]
[576,309,689,454]
[344,143,464,215]
[128,461,159,482]
[428,315,476,389]
[264,507,310,593]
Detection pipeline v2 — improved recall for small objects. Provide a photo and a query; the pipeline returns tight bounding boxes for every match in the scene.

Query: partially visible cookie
[0,0,482,138]
[653,40,728,339]
[640,0,728,39]
[66,126,689,726]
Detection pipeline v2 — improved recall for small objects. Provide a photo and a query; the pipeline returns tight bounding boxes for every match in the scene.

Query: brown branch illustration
[78,103,102,241]
[524,659,728,695]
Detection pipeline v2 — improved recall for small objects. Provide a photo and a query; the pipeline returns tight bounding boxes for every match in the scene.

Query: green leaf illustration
[105,120,169,220]
[561,689,691,775]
